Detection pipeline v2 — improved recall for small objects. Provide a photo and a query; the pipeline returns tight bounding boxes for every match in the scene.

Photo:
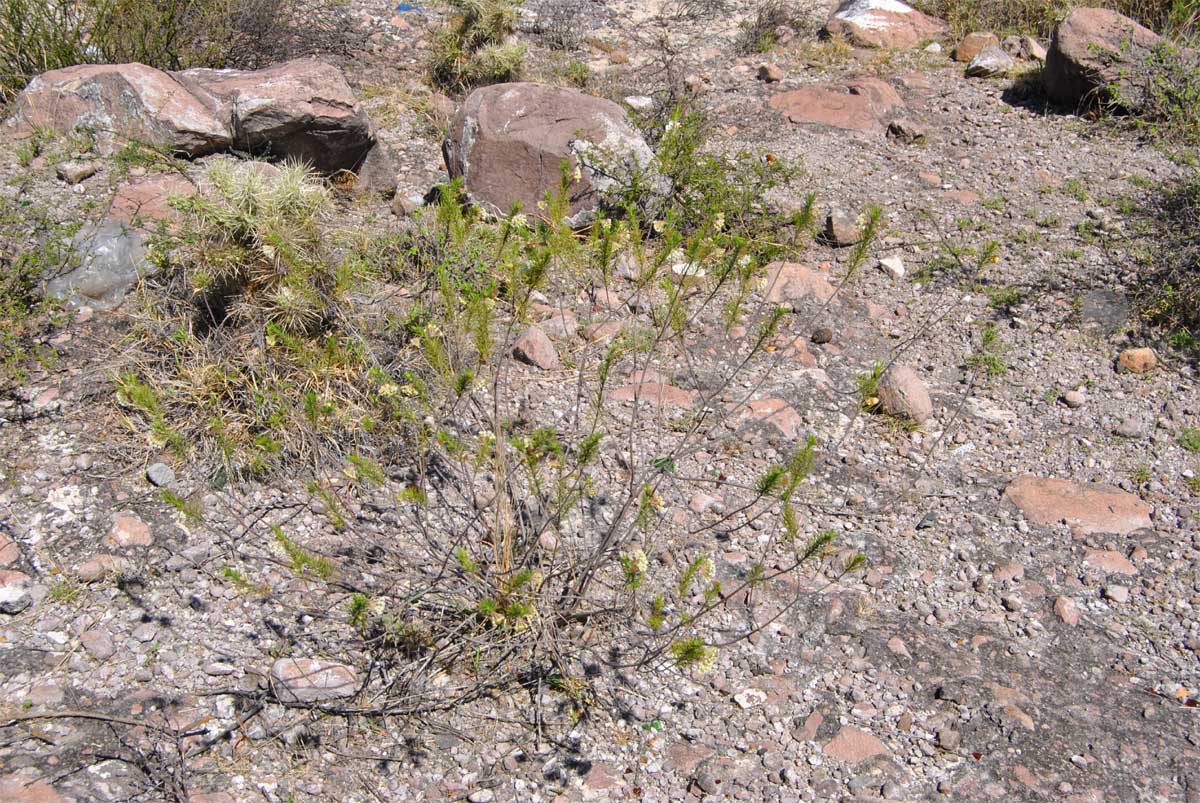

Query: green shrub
[0,197,73,388]
[430,0,526,92]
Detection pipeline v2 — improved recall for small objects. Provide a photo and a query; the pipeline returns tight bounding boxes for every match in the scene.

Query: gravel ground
[1,1,1198,802]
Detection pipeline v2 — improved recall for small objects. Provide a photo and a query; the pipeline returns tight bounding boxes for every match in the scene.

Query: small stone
[76,554,130,582]
[56,160,99,184]
[511,326,560,370]
[271,658,357,703]
[734,687,768,709]
[757,63,785,82]
[689,493,722,514]
[1103,585,1130,603]
[878,256,905,279]
[467,791,495,803]
[0,532,18,567]
[937,727,962,751]
[954,31,1001,62]
[1054,596,1081,626]
[966,45,1015,77]
[824,726,889,764]
[1063,390,1085,408]
[877,363,933,423]
[886,118,927,144]
[81,629,115,660]
[823,208,862,246]
[0,570,32,614]
[694,772,719,794]
[204,662,237,676]
[104,513,153,548]
[1117,347,1157,374]
[132,623,157,642]
[146,462,176,487]
[1084,548,1138,576]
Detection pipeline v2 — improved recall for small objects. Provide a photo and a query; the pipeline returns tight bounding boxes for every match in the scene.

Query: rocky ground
[1,1,1198,802]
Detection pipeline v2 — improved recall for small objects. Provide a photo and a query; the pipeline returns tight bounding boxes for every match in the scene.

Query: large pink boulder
[443,82,661,226]
[1043,8,1164,111]
[6,63,230,156]
[824,0,949,49]
[175,58,376,174]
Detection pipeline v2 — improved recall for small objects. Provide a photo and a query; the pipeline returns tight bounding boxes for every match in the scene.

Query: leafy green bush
[430,0,526,92]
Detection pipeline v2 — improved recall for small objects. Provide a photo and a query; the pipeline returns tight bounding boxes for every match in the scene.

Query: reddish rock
[610,383,696,410]
[81,629,116,660]
[0,532,18,567]
[795,711,823,741]
[581,321,625,343]
[107,174,197,233]
[943,189,980,204]
[511,325,560,370]
[6,63,230,155]
[877,363,933,423]
[769,77,905,133]
[743,398,804,439]
[270,658,357,703]
[1002,475,1152,535]
[824,0,949,49]
[0,771,66,803]
[104,513,153,548]
[176,58,375,173]
[444,82,659,226]
[1083,548,1138,576]
[1117,347,1157,374]
[955,31,1000,62]
[761,262,837,304]
[1043,8,1163,111]
[823,725,889,763]
[76,554,131,582]
[1056,592,1084,624]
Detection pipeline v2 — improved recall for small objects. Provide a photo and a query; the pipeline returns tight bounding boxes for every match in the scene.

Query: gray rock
[146,462,176,488]
[271,658,358,703]
[966,45,1015,77]
[0,570,32,614]
[443,82,665,227]
[45,220,149,310]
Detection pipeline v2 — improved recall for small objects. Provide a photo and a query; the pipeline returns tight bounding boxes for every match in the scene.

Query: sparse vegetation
[0,197,72,388]
[0,0,357,103]
[914,0,1197,38]
[430,0,526,92]
[735,0,799,55]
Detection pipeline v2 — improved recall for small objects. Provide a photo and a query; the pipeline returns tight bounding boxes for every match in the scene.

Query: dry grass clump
[116,162,408,480]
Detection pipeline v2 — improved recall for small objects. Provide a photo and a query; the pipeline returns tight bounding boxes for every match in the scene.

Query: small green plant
[856,362,884,412]
[1180,428,1200,452]
[430,0,526,91]
[47,578,80,603]
[1062,178,1088,202]
[967,323,1008,378]
[988,285,1027,311]
[564,59,590,88]
[1131,464,1151,484]
[274,527,334,579]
